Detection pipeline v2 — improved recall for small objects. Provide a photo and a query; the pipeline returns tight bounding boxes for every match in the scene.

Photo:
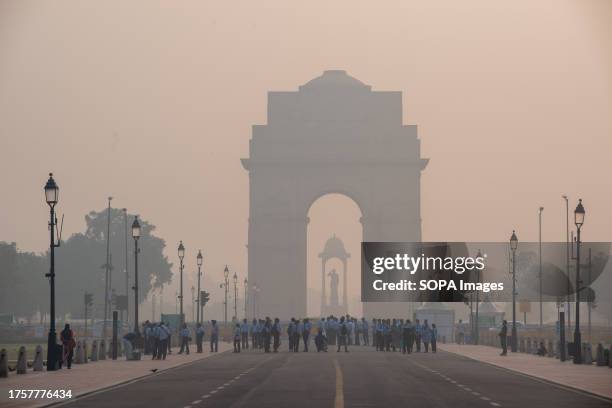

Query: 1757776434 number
[8,389,72,399]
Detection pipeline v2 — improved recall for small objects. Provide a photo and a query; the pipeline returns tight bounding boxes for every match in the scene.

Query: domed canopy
[300,70,371,91]
[319,234,350,260]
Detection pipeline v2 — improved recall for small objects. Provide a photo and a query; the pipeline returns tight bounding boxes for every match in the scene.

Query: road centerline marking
[333,359,344,408]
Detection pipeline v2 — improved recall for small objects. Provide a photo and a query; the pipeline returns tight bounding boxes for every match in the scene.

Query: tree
[1,208,172,320]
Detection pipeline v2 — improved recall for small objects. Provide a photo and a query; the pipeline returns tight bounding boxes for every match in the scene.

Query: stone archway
[242,70,428,319]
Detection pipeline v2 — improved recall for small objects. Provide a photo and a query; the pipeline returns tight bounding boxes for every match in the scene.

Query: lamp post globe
[44,173,60,371]
[44,173,59,207]
[510,230,518,352]
[573,199,585,364]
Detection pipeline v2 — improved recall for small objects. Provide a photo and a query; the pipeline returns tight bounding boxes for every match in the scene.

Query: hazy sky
[1,0,610,313]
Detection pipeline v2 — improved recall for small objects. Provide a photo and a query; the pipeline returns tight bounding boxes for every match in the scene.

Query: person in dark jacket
[60,324,76,369]
[499,320,508,356]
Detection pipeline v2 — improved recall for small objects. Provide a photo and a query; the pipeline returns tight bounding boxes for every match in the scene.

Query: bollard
[0,348,8,378]
[90,340,98,362]
[17,346,27,374]
[596,343,606,366]
[82,340,88,364]
[583,343,593,365]
[99,339,106,360]
[32,345,44,371]
[74,341,84,364]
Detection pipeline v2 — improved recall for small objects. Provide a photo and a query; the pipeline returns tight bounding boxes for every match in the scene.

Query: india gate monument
[242,70,428,319]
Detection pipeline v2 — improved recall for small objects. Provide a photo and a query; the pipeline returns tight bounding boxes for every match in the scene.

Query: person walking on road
[499,320,508,356]
[60,323,76,369]
[210,320,219,353]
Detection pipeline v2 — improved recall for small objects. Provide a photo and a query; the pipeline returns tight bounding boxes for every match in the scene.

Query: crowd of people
[132,315,442,358]
[226,315,440,354]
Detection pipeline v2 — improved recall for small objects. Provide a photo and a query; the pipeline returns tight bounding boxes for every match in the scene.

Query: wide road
[58,346,611,408]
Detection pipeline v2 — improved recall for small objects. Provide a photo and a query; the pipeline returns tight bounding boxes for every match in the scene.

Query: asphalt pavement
[56,345,612,408]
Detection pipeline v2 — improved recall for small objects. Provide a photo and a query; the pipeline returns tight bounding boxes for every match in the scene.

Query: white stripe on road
[334,359,344,408]
[191,400,201,404]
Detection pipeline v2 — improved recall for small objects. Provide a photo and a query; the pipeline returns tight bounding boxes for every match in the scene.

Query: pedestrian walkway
[439,344,612,400]
[0,343,232,408]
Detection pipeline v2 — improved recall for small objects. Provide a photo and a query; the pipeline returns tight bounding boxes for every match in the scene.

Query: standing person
[384,319,392,352]
[337,316,349,352]
[263,317,272,353]
[143,321,151,355]
[315,327,327,352]
[233,323,241,353]
[195,323,205,353]
[346,316,354,345]
[354,318,361,346]
[157,322,169,360]
[457,319,465,344]
[375,319,383,351]
[241,318,250,350]
[431,323,438,353]
[415,319,422,352]
[327,317,337,347]
[499,320,508,356]
[272,318,281,352]
[303,318,311,352]
[250,319,257,349]
[402,319,411,354]
[210,320,219,353]
[60,323,76,369]
[294,319,302,352]
[179,323,191,354]
[362,318,369,346]
[287,318,295,351]
[151,323,160,360]
[422,320,431,353]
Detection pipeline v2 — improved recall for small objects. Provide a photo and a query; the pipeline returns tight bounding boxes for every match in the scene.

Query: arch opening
[307,193,363,317]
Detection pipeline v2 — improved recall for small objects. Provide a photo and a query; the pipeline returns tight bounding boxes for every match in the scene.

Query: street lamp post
[573,199,585,364]
[178,241,185,326]
[196,250,203,325]
[538,207,544,328]
[103,196,112,340]
[562,195,571,330]
[44,173,60,371]
[123,208,129,326]
[233,271,238,321]
[510,230,518,353]
[475,249,482,345]
[243,278,248,320]
[131,216,141,337]
[223,266,229,324]
[191,285,195,323]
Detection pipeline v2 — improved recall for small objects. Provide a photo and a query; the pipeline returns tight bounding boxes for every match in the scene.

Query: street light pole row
[508,199,585,361]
